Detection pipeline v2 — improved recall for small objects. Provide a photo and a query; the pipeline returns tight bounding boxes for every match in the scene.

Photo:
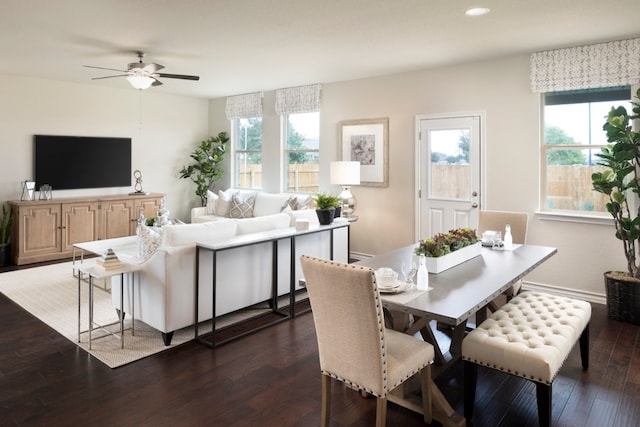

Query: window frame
[281,111,320,194]
[231,116,263,190]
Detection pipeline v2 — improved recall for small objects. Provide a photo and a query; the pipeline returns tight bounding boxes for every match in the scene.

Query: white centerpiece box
[424,242,482,274]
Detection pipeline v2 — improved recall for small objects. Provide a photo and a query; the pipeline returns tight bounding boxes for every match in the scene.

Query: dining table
[356,243,557,427]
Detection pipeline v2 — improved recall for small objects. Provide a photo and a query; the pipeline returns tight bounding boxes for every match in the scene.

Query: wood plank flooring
[1,289,639,426]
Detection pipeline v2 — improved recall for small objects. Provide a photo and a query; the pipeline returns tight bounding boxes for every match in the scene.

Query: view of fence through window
[429,129,470,200]
[543,91,631,214]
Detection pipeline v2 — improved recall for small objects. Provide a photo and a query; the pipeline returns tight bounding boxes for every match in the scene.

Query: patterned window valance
[530,38,640,93]
[275,84,322,115]
[225,92,263,119]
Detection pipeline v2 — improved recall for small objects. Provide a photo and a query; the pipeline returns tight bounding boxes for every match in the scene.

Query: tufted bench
[462,291,591,427]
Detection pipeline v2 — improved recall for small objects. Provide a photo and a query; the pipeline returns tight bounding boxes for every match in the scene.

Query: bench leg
[463,361,477,420]
[579,322,589,370]
[535,382,551,427]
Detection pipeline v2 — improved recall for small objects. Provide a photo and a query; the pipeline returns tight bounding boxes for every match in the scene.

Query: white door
[416,114,482,240]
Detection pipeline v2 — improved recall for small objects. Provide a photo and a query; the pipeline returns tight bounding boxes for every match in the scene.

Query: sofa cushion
[215,190,238,217]
[229,193,256,218]
[253,192,292,217]
[205,190,218,215]
[162,220,238,247]
[235,213,292,235]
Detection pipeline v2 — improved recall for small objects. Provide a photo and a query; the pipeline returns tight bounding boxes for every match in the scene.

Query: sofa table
[77,262,141,350]
[194,221,350,348]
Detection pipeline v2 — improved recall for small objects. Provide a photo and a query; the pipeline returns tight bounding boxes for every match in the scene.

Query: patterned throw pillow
[205,190,217,215]
[281,196,298,212]
[229,194,256,218]
[297,196,315,210]
[137,226,163,260]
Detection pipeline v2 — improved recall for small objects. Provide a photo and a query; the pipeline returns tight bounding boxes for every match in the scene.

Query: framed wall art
[338,117,388,187]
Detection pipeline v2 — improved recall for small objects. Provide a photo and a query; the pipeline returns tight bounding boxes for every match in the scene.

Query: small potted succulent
[313,193,340,225]
[414,227,481,273]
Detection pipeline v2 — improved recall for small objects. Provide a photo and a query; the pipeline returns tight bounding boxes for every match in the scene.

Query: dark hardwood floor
[1,282,640,426]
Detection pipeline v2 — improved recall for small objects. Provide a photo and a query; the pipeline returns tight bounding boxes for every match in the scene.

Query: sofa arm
[191,206,206,223]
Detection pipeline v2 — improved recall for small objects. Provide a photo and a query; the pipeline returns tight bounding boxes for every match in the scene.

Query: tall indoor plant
[591,88,640,323]
[0,203,14,267]
[179,132,229,206]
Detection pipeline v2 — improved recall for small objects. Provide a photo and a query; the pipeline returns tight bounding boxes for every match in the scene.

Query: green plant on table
[179,132,230,207]
[414,227,480,257]
[313,193,340,210]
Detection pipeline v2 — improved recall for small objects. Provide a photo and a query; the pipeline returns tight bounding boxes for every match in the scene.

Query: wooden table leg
[388,378,465,427]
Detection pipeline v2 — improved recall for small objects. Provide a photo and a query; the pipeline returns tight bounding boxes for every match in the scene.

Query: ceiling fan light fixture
[465,7,490,16]
[126,75,154,90]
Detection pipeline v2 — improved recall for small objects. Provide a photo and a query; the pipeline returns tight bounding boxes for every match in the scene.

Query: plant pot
[604,272,640,324]
[423,242,482,274]
[316,208,335,225]
[334,206,342,218]
[0,243,11,267]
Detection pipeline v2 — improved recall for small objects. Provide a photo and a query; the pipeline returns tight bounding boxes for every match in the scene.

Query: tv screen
[34,135,132,190]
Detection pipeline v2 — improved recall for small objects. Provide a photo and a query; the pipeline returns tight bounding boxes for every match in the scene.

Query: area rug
[0,261,265,369]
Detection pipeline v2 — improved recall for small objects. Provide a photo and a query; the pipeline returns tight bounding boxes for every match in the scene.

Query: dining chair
[300,255,434,427]
[478,210,529,307]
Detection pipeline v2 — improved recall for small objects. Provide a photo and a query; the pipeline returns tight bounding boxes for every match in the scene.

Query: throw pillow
[297,196,315,210]
[281,196,298,212]
[229,193,256,218]
[215,190,237,217]
[137,225,163,260]
[205,190,217,215]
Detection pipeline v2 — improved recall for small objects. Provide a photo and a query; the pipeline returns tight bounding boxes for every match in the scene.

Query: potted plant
[179,132,230,206]
[313,193,340,225]
[414,227,481,273]
[0,203,14,267]
[591,88,640,323]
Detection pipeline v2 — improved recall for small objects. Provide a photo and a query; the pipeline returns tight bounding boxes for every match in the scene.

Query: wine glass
[401,261,417,284]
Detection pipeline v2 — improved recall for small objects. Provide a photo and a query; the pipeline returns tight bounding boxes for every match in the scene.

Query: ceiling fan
[84,51,200,90]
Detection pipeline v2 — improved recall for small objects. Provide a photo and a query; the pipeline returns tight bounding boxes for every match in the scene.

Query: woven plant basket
[604,272,640,324]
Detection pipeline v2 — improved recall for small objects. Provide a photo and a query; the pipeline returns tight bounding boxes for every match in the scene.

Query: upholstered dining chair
[478,210,529,307]
[300,255,434,427]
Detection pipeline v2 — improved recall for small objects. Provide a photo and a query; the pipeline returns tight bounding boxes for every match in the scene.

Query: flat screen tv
[34,135,132,190]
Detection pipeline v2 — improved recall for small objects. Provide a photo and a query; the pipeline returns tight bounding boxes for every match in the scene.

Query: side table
[77,262,140,350]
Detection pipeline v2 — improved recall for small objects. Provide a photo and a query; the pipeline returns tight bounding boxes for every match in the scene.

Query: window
[542,86,631,214]
[283,112,319,193]
[234,117,262,189]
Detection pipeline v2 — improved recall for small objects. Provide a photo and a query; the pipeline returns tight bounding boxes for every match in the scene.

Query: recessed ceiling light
[465,7,490,16]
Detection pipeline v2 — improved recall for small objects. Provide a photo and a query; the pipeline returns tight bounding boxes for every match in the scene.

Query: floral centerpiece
[414,228,481,273]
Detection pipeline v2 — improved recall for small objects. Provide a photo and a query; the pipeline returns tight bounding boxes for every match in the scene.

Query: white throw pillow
[137,226,163,260]
[215,190,238,217]
[252,193,291,217]
[205,190,218,215]
[229,193,256,218]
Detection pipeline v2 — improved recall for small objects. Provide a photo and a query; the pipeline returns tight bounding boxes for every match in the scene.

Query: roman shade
[275,83,322,115]
[225,92,263,119]
[530,38,640,93]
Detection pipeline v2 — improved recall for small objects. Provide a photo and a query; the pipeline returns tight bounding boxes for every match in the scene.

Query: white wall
[0,75,210,221]
[209,53,623,301]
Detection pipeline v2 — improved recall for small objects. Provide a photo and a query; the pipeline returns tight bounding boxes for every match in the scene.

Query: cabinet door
[16,203,62,259]
[101,199,135,239]
[131,197,163,234]
[61,202,100,251]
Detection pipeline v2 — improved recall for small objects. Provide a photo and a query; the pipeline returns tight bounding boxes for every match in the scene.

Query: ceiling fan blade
[157,73,200,81]
[151,78,163,87]
[143,62,164,73]
[91,74,129,80]
[83,65,127,73]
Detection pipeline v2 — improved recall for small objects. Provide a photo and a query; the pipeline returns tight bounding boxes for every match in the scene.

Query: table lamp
[330,161,360,218]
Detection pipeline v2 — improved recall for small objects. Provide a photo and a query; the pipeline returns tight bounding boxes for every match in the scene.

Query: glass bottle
[417,254,429,291]
[504,224,513,249]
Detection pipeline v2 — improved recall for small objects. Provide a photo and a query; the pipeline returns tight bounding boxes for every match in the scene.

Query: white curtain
[225,92,263,119]
[530,38,640,93]
[275,83,322,115]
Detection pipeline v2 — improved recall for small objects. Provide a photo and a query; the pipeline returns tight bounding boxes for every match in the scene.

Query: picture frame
[20,180,35,201]
[338,117,389,187]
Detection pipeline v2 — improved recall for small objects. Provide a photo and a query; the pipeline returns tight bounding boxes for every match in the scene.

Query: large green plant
[179,132,230,206]
[0,203,13,245]
[592,88,640,278]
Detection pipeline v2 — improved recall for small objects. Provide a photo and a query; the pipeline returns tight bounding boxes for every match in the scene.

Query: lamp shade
[330,161,360,185]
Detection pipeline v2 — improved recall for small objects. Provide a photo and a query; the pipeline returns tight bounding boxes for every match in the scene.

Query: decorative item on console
[330,161,361,218]
[130,170,150,195]
[20,180,35,201]
[179,132,230,206]
[39,184,52,200]
[313,192,340,225]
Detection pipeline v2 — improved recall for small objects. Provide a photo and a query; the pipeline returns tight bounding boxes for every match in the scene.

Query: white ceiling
[2,0,640,99]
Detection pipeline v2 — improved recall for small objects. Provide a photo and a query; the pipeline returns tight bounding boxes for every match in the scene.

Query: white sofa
[191,188,316,223]
[108,211,349,345]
